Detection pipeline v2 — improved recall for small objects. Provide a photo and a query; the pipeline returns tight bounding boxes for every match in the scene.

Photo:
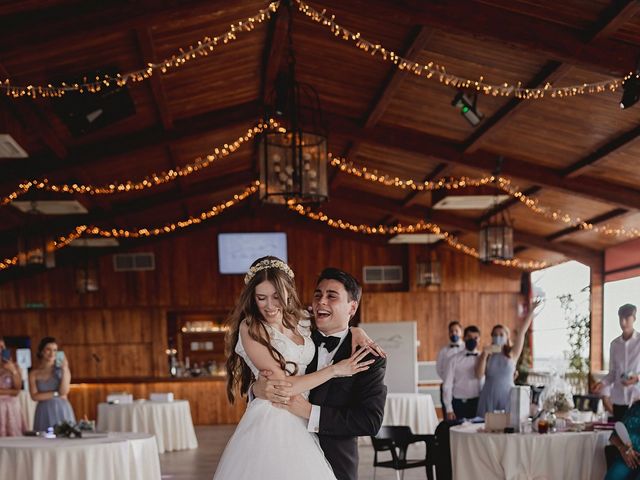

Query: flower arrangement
[542,392,574,413]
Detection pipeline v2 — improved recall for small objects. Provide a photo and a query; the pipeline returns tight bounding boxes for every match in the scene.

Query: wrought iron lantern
[259,2,328,205]
[479,209,514,263]
[17,203,55,268]
[416,249,441,286]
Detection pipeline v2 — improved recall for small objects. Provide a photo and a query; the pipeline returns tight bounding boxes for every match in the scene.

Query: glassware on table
[537,419,549,434]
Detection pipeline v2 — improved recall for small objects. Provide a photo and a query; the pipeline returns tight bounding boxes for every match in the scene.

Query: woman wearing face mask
[475,300,539,417]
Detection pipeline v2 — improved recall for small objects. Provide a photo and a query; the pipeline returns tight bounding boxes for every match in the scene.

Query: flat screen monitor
[218,232,288,274]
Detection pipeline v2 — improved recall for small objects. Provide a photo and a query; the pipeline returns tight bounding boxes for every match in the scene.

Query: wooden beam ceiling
[330,187,601,267]
[314,0,637,75]
[323,112,640,211]
[2,100,262,186]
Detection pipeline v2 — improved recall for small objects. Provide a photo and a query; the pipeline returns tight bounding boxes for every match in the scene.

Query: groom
[254,267,387,480]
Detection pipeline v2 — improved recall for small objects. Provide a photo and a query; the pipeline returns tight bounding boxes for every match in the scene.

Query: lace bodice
[235,318,316,378]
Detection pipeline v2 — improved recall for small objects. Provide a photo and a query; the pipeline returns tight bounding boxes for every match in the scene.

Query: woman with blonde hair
[213,256,375,480]
[476,300,539,417]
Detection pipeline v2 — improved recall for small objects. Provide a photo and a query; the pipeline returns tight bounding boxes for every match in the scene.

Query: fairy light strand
[1,120,276,205]
[289,203,550,270]
[295,0,629,99]
[1,2,280,98]
[0,184,258,271]
[329,155,640,239]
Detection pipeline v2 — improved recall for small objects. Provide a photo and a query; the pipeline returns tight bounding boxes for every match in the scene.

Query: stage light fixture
[452,90,483,126]
[620,74,640,109]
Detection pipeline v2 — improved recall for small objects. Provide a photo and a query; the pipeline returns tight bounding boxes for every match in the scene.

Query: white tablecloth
[383,393,439,434]
[0,432,160,480]
[18,390,36,430]
[97,400,198,453]
[451,423,611,480]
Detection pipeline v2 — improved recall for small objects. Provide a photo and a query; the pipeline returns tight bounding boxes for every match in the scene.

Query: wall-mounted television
[218,232,288,274]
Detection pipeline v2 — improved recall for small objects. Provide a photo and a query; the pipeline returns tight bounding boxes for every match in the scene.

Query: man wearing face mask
[436,321,464,418]
[442,326,483,420]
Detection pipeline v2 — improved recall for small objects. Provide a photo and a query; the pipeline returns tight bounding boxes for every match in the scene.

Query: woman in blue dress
[476,300,539,417]
[29,337,76,431]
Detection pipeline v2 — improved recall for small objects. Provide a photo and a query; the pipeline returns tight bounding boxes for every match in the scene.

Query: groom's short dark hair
[317,267,362,303]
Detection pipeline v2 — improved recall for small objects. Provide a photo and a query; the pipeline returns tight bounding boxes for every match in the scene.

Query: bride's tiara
[244,259,295,285]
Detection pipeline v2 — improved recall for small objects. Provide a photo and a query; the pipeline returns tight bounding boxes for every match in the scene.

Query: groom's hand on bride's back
[253,370,293,404]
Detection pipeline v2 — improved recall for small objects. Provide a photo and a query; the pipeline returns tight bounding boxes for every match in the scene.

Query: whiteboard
[361,321,418,393]
[218,232,288,274]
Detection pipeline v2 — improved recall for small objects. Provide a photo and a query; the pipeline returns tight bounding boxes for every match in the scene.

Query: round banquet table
[382,393,439,434]
[0,432,160,480]
[450,422,611,480]
[97,400,198,453]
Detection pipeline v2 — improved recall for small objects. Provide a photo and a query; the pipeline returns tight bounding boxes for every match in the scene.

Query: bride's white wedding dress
[213,319,337,480]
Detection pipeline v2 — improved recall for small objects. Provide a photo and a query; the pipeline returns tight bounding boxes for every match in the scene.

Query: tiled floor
[159,425,430,480]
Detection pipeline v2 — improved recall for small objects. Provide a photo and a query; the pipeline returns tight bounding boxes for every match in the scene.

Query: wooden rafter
[545,208,628,242]
[2,100,261,186]
[313,0,636,75]
[330,187,601,267]
[136,28,174,131]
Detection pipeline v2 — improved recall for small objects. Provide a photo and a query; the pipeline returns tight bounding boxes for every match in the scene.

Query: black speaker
[52,68,136,136]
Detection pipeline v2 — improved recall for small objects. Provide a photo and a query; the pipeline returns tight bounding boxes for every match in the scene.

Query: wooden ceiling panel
[516,247,568,266]
[481,66,640,168]
[583,142,640,190]
[354,143,444,179]
[380,29,547,141]
[612,14,640,45]
[477,0,608,29]
[292,14,408,121]
[334,176,408,202]
[152,2,266,120]
[558,211,640,250]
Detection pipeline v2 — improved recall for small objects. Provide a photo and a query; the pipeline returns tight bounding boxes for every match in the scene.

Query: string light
[295,0,626,99]
[1,121,276,205]
[0,184,257,271]
[289,203,549,270]
[328,155,640,239]
[1,2,280,98]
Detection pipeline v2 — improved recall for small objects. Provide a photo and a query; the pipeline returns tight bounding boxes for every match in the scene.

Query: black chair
[370,426,436,480]
[431,419,461,480]
[573,394,601,413]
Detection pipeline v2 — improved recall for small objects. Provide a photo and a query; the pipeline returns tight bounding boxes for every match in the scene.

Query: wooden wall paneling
[590,259,604,372]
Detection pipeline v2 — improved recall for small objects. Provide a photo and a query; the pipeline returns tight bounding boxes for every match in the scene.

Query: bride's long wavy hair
[225,256,306,403]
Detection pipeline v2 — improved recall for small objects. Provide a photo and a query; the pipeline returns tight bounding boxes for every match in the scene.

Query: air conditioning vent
[113,253,155,272]
[362,265,403,284]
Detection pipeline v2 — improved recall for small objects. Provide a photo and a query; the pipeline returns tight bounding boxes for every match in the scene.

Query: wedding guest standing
[436,321,464,417]
[442,325,483,420]
[595,304,640,421]
[476,300,538,417]
[29,337,75,431]
[0,338,26,436]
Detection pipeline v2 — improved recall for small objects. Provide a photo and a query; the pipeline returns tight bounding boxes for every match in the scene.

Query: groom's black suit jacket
[307,331,387,480]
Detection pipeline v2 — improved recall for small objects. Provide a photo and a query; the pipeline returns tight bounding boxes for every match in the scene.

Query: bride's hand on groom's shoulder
[350,327,387,358]
[332,347,376,378]
[254,370,292,404]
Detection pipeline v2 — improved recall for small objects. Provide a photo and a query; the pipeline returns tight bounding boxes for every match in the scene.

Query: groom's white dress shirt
[307,327,350,433]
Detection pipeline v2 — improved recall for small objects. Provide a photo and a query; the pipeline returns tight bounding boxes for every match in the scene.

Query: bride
[213,257,375,480]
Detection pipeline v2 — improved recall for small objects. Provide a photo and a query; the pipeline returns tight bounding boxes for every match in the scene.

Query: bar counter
[69,376,246,425]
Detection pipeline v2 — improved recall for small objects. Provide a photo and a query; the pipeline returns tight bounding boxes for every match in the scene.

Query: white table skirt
[451,423,610,480]
[97,400,198,453]
[0,432,160,480]
[18,390,36,430]
[382,393,439,435]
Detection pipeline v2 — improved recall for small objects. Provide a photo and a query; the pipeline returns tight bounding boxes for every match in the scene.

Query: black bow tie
[466,352,478,356]
[311,330,341,353]
[450,344,460,348]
